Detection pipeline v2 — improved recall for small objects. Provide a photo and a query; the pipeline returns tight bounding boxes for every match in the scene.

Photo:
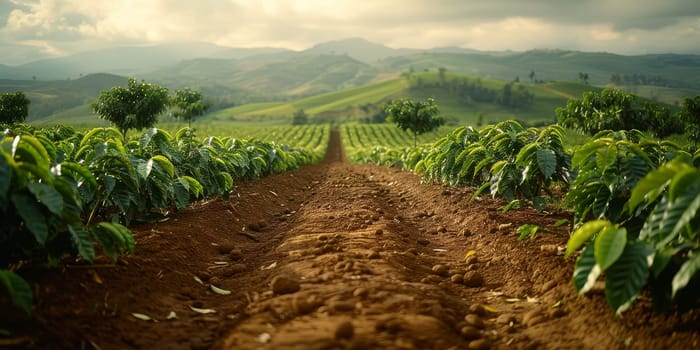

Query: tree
[92,78,170,137]
[579,72,589,84]
[678,95,700,145]
[172,88,209,127]
[556,88,678,137]
[384,97,444,146]
[0,92,30,124]
[529,70,535,84]
[292,109,308,125]
[438,67,447,85]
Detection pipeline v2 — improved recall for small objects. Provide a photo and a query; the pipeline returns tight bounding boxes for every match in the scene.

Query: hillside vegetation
[2,39,699,125]
[207,72,595,126]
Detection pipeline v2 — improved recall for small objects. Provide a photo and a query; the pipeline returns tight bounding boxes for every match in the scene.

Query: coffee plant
[1,123,328,313]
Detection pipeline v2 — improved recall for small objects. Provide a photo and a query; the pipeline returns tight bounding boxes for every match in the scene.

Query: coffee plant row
[341,123,447,162]
[0,123,329,313]
[160,124,330,160]
[350,121,700,314]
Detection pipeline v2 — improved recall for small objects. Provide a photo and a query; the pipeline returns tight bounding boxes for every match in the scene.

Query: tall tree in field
[92,78,169,137]
[172,88,209,127]
[292,109,308,125]
[678,95,700,145]
[438,67,447,85]
[0,92,30,124]
[385,97,444,146]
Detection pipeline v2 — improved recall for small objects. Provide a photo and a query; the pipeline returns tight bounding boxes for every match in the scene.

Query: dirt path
[1,131,699,349]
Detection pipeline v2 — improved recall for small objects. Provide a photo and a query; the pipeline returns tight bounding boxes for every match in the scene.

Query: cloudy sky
[1,0,700,65]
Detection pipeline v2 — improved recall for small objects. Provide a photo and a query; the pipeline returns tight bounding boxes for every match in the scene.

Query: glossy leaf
[68,224,95,262]
[604,242,653,315]
[573,244,600,294]
[565,220,609,258]
[12,192,49,244]
[27,182,64,216]
[536,148,557,179]
[594,225,627,271]
[0,270,33,314]
[672,253,700,298]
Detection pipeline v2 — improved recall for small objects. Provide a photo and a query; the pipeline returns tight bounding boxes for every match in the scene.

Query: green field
[202,72,591,127]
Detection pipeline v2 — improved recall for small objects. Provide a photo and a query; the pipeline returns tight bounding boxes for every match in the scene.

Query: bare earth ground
[1,131,699,349]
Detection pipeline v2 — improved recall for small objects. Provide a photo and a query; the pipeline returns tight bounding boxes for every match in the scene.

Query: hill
[1,43,293,80]
[1,73,127,121]
[145,53,377,98]
[379,50,700,91]
[205,72,599,126]
[3,38,699,124]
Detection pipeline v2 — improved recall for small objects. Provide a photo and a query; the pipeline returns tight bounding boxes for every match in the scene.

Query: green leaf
[92,222,135,262]
[604,242,653,315]
[68,225,95,262]
[649,187,700,248]
[565,220,610,259]
[12,135,50,171]
[0,270,33,314]
[150,155,174,178]
[573,244,600,294]
[553,219,569,228]
[56,162,98,192]
[27,182,64,216]
[627,160,686,213]
[0,153,11,204]
[594,225,627,271]
[12,192,48,244]
[517,224,539,240]
[672,252,700,298]
[536,148,557,179]
[668,168,700,201]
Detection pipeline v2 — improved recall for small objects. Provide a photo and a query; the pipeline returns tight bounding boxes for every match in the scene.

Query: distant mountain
[303,37,416,63]
[145,53,376,97]
[2,38,699,124]
[1,42,293,80]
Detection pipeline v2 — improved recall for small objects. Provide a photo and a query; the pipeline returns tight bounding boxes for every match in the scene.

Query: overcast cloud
[1,0,699,65]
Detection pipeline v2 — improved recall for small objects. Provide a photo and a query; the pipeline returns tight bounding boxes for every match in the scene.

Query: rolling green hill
[1,73,126,122]
[205,72,598,126]
[7,39,698,126]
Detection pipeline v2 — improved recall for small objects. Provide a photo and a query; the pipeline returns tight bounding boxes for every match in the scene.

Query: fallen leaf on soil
[498,223,513,231]
[256,333,271,343]
[166,311,177,320]
[193,276,204,285]
[483,305,500,313]
[505,298,520,303]
[433,248,447,252]
[261,262,277,270]
[131,313,153,321]
[463,250,476,261]
[527,296,541,304]
[211,285,231,295]
[91,270,103,284]
[189,306,216,314]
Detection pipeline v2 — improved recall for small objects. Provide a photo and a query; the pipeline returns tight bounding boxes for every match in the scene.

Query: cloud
[0,0,699,64]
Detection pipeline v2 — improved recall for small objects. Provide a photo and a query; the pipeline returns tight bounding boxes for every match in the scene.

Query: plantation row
[0,124,329,312]
[160,123,330,158]
[340,123,448,162]
[349,120,700,314]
